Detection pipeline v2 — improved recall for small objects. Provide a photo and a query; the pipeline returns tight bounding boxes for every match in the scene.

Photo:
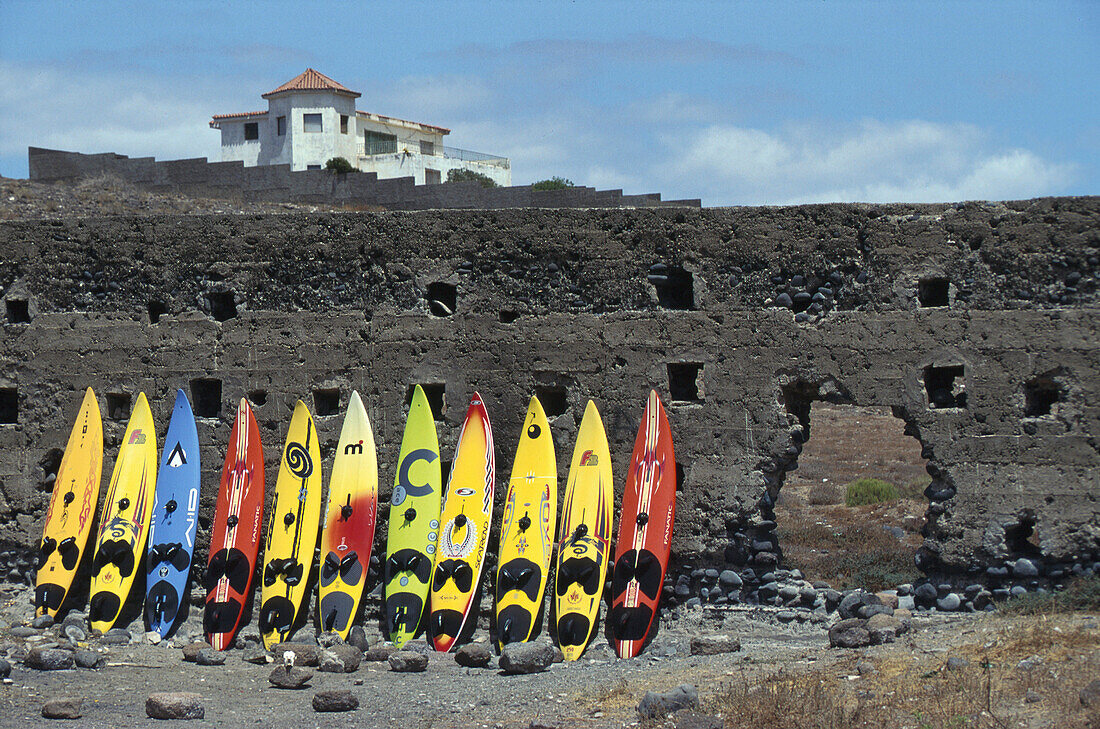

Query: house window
[307,164,322,170]
[420,140,435,155]
[304,113,323,133]
[364,130,397,155]
[277,116,286,136]
[340,115,349,134]
[425,169,441,184]
[244,122,259,141]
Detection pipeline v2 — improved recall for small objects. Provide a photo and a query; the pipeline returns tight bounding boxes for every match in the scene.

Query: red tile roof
[209,110,267,128]
[263,68,360,98]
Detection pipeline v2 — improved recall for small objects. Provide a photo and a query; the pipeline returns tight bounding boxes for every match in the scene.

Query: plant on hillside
[325,157,357,174]
[845,477,899,506]
[532,176,574,191]
[447,168,497,187]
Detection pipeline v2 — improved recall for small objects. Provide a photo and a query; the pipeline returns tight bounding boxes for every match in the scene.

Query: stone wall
[0,200,1097,595]
[27,147,698,211]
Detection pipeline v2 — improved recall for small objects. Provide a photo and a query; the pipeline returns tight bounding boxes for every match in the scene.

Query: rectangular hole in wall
[668,362,704,403]
[206,291,238,322]
[248,389,268,407]
[499,310,519,324]
[313,388,341,417]
[190,378,222,418]
[244,122,259,141]
[918,277,950,307]
[0,388,16,424]
[651,266,695,310]
[5,299,30,324]
[924,365,967,409]
[106,392,132,421]
[405,383,445,421]
[535,385,568,417]
[147,300,169,324]
[427,282,456,317]
[1024,376,1061,417]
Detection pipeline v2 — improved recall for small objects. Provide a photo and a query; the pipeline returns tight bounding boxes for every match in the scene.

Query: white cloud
[663,120,1076,204]
[0,60,239,165]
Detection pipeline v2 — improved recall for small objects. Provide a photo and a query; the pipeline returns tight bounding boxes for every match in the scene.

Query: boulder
[268,665,313,689]
[319,644,361,673]
[74,650,104,669]
[455,642,492,668]
[241,648,270,665]
[828,619,872,648]
[865,613,902,644]
[194,646,225,666]
[499,642,556,675]
[690,635,741,655]
[363,645,395,662]
[25,647,75,671]
[272,642,321,667]
[181,641,207,662]
[1013,558,1039,577]
[145,692,205,720]
[936,593,962,612]
[388,651,428,673]
[637,684,699,719]
[313,690,359,713]
[346,626,370,652]
[41,698,82,719]
[1080,679,1100,708]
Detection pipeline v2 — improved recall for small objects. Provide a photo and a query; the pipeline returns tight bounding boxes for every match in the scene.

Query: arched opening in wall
[773,401,929,591]
[405,383,445,422]
[312,388,341,417]
[190,378,222,419]
[534,385,568,417]
[247,390,268,407]
[426,282,456,317]
[106,392,131,421]
[147,300,169,324]
[206,291,237,322]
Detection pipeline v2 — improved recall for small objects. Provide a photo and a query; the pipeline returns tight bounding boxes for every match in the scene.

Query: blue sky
[1,0,1096,205]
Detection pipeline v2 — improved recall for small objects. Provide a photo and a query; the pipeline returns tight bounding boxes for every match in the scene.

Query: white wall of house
[214,78,510,182]
[218,119,265,167]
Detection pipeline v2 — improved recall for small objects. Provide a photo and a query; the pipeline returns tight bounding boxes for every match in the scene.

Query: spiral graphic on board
[286,443,313,478]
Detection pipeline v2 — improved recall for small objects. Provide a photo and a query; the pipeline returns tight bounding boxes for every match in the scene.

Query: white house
[210,69,510,186]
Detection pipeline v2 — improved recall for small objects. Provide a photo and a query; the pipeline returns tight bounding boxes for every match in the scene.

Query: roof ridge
[263,68,361,98]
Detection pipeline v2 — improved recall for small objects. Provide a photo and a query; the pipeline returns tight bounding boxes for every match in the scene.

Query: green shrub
[845,478,900,506]
[324,157,357,174]
[446,168,497,187]
[1001,576,1100,615]
[532,176,574,191]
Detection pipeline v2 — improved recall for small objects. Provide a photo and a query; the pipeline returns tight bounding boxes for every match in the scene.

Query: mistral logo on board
[129,430,146,445]
[344,440,364,455]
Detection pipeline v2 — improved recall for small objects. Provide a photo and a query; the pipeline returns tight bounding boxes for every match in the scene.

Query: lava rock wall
[0,200,1097,591]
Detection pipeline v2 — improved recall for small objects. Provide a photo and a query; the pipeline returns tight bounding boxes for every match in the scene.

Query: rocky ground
[0,175,347,220]
[1,579,1097,729]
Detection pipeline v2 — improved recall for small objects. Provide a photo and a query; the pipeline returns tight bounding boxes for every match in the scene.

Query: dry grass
[707,614,1100,728]
[775,494,923,590]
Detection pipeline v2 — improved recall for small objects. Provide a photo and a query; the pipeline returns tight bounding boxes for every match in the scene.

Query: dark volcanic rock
[41,697,82,719]
[637,684,699,719]
[74,650,104,669]
[273,642,322,667]
[312,690,359,713]
[388,651,428,673]
[25,647,74,671]
[194,646,226,666]
[269,665,313,689]
[499,642,556,674]
[828,618,872,648]
[146,692,205,720]
[319,644,362,673]
[181,641,207,662]
[455,642,492,668]
[689,635,741,655]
